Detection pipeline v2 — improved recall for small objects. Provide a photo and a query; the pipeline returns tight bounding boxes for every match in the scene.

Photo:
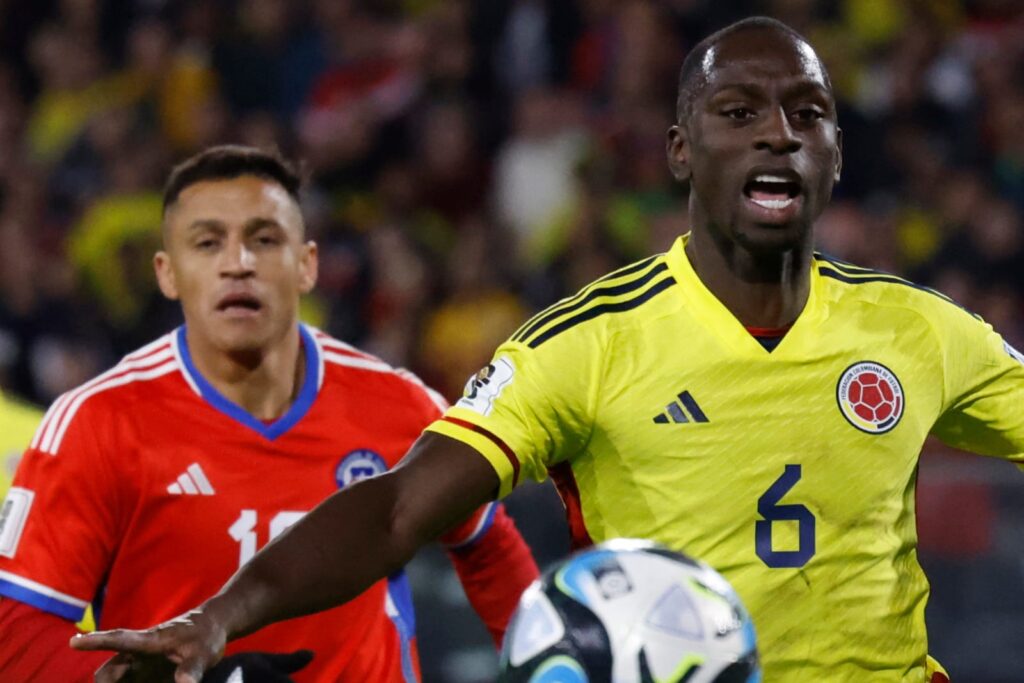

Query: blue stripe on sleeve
[0,578,86,621]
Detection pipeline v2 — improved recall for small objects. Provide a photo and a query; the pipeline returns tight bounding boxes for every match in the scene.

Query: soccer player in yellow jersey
[75,17,1022,683]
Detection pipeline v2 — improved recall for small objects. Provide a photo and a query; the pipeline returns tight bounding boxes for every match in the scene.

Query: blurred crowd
[0,0,1022,680]
[2,0,1022,406]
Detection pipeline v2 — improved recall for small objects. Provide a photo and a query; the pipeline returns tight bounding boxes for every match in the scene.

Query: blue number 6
[755,464,816,568]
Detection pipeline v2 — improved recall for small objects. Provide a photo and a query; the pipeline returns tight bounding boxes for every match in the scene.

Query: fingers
[94,654,133,683]
[71,629,167,654]
[176,653,216,683]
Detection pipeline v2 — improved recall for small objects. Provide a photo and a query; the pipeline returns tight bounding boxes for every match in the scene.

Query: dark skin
[668,28,841,327]
[71,27,842,682]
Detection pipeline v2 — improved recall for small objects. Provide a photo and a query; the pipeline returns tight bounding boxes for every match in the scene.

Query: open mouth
[216,293,263,314]
[743,173,802,210]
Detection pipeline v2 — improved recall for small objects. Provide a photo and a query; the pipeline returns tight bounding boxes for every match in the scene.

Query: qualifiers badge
[836,361,905,434]
[335,449,388,489]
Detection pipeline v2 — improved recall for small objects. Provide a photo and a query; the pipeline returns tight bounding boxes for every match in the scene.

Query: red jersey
[0,325,501,682]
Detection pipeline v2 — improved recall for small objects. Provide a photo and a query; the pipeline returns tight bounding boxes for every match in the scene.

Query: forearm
[207,474,414,638]
[206,433,498,642]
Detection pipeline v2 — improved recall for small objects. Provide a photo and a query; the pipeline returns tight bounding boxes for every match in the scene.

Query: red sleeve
[0,395,125,621]
[0,598,110,682]
[441,503,539,648]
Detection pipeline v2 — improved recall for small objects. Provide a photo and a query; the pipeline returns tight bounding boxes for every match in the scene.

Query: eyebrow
[708,79,831,103]
[186,217,285,234]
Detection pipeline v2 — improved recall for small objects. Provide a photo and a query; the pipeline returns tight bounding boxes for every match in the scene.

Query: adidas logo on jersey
[167,463,215,496]
[652,391,709,424]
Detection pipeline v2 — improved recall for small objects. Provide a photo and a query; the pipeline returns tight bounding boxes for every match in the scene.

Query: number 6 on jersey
[755,465,816,568]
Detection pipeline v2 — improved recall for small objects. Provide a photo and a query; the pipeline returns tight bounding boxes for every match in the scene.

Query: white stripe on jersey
[320,338,449,413]
[444,501,496,549]
[0,569,90,608]
[34,345,175,453]
[309,329,326,391]
[171,331,201,396]
[395,368,449,413]
[46,361,179,455]
[316,335,378,360]
[323,351,395,374]
[30,397,69,451]
[122,334,174,363]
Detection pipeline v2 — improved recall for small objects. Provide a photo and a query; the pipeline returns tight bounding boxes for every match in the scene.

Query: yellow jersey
[427,236,1024,682]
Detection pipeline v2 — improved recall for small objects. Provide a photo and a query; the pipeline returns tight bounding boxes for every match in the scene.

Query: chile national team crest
[335,449,389,489]
[836,362,905,434]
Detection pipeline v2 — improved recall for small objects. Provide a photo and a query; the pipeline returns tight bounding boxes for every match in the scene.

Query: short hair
[162,145,303,213]
[675,16,832,123]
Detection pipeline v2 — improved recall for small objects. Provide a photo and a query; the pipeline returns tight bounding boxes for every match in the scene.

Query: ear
[153,250,179,300]
[834,127,843,183]
[667,124,691,183]
[298,241,318,294]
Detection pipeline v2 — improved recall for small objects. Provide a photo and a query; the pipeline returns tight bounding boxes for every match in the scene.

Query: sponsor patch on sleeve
[0,487,34,558]
[456,357,515,417]
[1005,341,1024,366]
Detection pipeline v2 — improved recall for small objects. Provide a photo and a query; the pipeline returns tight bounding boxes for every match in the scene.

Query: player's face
[155,176,317,354]
[668,29,842,253]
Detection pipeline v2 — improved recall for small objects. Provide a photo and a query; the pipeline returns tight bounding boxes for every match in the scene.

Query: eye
[195,238,218,250]
[255,233,281,247]
[792,107,824,123]
[722,107,755,121]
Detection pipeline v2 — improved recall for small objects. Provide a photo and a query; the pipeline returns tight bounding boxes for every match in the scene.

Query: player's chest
[124,404,418,562]
[594,323,942,488]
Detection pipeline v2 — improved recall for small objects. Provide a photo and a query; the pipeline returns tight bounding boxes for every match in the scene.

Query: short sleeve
[930,312,1024,462]
[425,329,602,499]
[0,397,127,621]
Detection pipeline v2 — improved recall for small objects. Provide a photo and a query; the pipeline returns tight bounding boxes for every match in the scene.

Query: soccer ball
[499,539,760,683]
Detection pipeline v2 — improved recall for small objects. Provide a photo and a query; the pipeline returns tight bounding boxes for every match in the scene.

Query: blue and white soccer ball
[499,539,760,683]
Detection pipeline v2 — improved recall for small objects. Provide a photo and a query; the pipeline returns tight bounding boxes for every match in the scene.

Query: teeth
[751,197,794,210]
[754,174,791,183]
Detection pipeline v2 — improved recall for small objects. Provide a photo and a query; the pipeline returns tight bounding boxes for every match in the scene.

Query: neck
[685,228,812,328]
[186,325,305,420]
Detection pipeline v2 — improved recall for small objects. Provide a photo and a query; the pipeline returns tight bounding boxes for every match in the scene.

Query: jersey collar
[664,234,826,357]
[173,324,322,440]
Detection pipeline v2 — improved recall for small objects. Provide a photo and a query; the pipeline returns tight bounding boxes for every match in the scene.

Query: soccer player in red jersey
[0,146,538,681]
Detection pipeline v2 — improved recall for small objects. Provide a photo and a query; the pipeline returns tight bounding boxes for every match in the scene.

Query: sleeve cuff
[0,570,88,621]
[425,416,520,499]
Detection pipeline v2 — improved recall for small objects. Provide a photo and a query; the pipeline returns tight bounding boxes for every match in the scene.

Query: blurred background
[0,0,1021,680]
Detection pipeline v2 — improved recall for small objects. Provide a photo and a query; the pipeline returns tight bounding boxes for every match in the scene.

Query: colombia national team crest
[836,361,905,434]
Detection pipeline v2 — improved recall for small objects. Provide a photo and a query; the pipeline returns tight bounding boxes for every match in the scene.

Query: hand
[70,607,228,683]
[202,650,314,683]
[92,652,178,682]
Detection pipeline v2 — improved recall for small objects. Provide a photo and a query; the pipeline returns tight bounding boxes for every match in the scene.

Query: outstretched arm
[71,433,498,683]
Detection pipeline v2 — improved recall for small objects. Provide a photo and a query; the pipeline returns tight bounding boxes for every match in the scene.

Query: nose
[220,238,255,278]
[754,106,801,155]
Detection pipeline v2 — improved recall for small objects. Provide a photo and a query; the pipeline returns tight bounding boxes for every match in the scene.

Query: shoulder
[312,329,447,413]
[29,333,184,456]
[507,252,680,352]
[814,253,982,329]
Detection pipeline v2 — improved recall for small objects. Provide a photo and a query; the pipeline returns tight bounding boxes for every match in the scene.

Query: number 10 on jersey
[229,509,306,567]
[755,465,816,568]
